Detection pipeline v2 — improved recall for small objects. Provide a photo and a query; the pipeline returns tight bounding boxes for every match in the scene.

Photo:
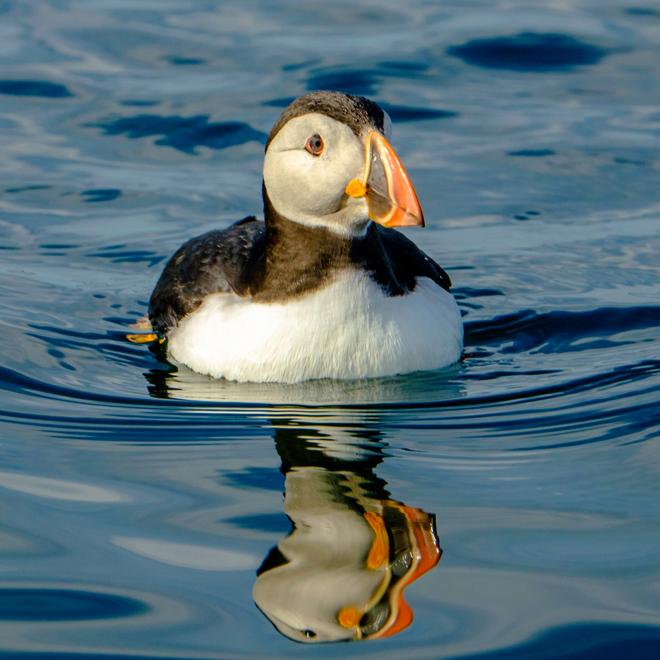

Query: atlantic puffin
[147,91,463,383]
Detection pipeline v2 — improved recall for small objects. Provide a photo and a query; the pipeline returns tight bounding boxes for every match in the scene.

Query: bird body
[147,92,463,383]
[167,264,460,384]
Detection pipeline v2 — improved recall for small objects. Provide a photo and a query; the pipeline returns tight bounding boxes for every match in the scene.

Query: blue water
[1,0,659,657]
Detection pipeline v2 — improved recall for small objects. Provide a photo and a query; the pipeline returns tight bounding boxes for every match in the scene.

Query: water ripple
[0,80,73,98]
[89,114,266,154]
[0,587,146,621]
[451,622,660,659]
[447,33,609,72]
[81,189,122,204]
[306,61,428,95]
[465,306,660,354]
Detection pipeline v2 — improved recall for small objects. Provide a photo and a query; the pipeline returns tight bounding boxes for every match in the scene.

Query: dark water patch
[513,211,540,221]
[91,114,265,154]
[380,103,457,122]
[39,243,79,250]
[465,306,660,354]
[263,96,295,108]
[461,369,560,381]
[88,246,163,266]
[307,68,380,95]
[164,55,205,65]
[226,467,284,492]
[227,513,289,533]
[47,348,65,359]
[282,58,321,72]
[307,61,428,95]
[508,149,555,157]
[5,185,52,193]
[121,99,159,107]
[0,80,73,98]
[104,315,145,326]
[462,348,494,359]
[624,7,660,17]
[379,60,429,73]
[453,287,504,301]
[453,622,660,660]
[0,654,186,660]
[0,587,146,621]
[81,189,122,203]
[447,33,608,72]
[0,653,189,660]
[46,344,76,371]
[614,156,645,166]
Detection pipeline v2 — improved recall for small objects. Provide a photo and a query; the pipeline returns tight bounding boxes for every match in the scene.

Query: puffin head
[263,91,424,237]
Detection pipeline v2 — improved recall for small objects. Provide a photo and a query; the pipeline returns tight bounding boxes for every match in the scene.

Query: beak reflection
[253,422,441,643]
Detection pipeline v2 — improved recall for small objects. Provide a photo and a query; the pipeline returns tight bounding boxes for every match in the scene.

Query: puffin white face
[263,113,370,236]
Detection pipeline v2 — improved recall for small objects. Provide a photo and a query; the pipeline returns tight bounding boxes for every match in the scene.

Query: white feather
[263,113,371,237]
[167,271,463,384]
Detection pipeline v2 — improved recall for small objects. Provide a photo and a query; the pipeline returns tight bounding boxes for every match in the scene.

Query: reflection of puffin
[253,422,441,643]
[145,91,463,383]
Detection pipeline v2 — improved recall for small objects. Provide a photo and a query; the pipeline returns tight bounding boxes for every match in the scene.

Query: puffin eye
[304,134,324,156]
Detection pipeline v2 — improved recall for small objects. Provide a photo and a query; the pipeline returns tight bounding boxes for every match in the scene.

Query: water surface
[1,0,659,657]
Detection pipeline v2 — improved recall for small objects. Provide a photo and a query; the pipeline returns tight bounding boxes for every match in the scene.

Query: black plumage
[148,216,261,335]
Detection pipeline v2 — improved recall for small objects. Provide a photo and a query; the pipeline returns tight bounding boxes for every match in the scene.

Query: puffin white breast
[167,270,463,384]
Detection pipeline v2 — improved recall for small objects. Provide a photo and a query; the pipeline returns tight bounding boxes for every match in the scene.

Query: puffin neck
[249,187,412,302]
[250,188,360,301]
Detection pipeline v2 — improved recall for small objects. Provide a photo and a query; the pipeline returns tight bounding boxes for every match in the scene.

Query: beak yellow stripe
[345,178,367,198]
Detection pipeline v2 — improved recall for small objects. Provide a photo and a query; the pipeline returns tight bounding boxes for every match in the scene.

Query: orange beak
[345,131,425,228]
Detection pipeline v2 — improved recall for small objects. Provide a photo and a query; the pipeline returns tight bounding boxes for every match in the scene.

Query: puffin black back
[148,217,263,335]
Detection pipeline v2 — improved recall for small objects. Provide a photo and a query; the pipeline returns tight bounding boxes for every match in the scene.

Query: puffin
[147,91,463,383]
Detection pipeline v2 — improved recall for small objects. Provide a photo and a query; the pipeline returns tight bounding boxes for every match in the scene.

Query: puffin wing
[148,216,265,335]
[375,225,452,292]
